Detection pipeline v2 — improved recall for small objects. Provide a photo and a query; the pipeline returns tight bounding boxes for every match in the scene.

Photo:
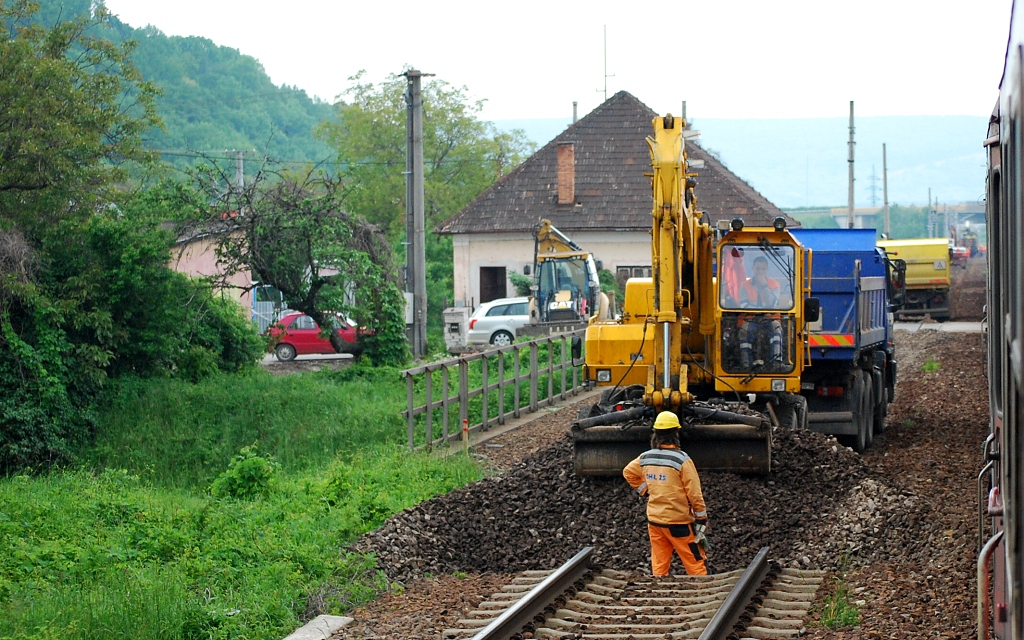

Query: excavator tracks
[441,547,824,640]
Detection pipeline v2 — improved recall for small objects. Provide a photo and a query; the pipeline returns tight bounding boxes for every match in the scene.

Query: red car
[267,312,365,361]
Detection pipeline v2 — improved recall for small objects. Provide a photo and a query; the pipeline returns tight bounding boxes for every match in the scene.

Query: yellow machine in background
[518,220,610,338]
[876,238,950,320]
[572,115,819,475]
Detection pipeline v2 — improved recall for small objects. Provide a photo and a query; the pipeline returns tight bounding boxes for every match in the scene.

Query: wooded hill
[36,0,334,163]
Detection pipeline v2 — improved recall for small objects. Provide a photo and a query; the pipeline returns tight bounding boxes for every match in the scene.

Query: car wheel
[490,330,514,346]
[275,343,297,362]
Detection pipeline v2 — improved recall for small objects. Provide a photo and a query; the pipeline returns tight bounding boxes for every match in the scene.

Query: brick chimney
[557,142,575,205]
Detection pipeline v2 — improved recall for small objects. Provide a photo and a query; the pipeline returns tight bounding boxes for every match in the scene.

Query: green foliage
[820,578,861,629]
[89,367,409,489]
[921,357,941,373]
[318,72,534,331]
[187,171,408,367]
[0,445,481,638]
[210,445,280,500]
[509,270,533,297]
[0,0,159,233]
[884,204,929,239]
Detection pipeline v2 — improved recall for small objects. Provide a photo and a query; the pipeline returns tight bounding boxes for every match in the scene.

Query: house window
[616,266,652,289]
[479,267,507,303]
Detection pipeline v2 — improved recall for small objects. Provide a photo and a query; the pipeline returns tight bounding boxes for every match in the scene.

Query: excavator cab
[715,226,809,392]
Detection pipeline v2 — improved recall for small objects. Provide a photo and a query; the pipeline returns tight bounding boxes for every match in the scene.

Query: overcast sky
[104,0,1013,122]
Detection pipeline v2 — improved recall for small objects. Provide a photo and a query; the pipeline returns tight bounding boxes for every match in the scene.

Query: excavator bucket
[571,422,772,476]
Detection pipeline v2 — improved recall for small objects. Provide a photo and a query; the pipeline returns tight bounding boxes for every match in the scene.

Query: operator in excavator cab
[726,252,787,371]
[622,412,709,576]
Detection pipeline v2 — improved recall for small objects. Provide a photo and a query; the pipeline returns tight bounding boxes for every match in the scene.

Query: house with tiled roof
[437,91,796,307]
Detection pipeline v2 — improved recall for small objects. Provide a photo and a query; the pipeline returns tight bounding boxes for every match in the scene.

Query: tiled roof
[437,91,796,235]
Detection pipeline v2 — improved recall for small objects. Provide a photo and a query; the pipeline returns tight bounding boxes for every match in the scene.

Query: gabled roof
[437,91,795,235]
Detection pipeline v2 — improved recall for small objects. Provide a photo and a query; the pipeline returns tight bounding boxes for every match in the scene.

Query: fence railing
[401,330,587,450]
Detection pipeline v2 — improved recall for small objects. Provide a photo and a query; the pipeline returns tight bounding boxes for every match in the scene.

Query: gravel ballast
[334,329,987,639]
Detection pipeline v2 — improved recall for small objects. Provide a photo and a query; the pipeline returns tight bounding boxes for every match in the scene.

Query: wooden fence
[401,331,587,450]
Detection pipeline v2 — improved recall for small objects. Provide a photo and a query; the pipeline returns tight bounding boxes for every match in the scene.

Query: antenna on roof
[596,25,614,102]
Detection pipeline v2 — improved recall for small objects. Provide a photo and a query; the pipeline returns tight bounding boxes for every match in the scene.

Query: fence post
[481,355,489,431]
[530,345,539,412]
[572,331,580,393]
[547,337,554,406]
[513,346,522,419]
[442,366,450,443]
[406,373,415,449]
[497,350,506,425]
[424,367,433,451]
[459,359,469,433]
[560,336,567,400]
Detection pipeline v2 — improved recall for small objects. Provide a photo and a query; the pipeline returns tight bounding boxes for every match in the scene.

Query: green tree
[187,165,408,366]
[0,3,265,471]
[317,72,534,337]
[884,204,930,239]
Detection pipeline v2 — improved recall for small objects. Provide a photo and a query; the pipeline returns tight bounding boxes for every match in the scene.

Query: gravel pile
[335,329,990,639]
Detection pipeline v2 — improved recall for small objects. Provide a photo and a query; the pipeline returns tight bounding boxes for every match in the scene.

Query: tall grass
[89,366,407,489]
[0,446,481,640]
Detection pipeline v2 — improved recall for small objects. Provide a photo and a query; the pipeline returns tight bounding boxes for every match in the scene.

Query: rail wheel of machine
[873,369,887,435]
[862,373,874,449]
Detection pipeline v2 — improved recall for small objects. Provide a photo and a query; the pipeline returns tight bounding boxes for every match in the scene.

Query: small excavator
[518,219,611,338]
[572,115,819,476]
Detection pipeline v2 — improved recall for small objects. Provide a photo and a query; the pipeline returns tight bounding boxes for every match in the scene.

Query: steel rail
[469,546,593,640]
[698,545,770,640]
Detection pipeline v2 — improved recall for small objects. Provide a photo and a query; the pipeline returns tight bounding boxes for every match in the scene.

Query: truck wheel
[862,375,874,449]
[873,370,887,435]
[849,370,868,453]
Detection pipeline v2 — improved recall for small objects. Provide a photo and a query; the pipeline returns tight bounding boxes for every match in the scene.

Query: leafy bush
[210,445,280,500]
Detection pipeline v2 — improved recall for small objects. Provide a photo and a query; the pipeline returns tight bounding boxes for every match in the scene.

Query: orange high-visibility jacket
[623,445,707,525]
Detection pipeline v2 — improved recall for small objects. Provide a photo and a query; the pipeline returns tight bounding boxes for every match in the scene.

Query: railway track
[442,547,823,640]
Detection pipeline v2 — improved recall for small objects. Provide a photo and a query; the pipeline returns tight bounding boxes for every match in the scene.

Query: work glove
[693,522,711,552]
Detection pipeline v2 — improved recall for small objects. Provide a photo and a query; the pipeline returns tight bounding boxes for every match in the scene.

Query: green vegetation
[820,577,861,628]
[318,72,534,338]
[90,366,408,489]
[922,358,942,373]
[884,204,930,239]
[2,368,483,639]
[1,4,529,638]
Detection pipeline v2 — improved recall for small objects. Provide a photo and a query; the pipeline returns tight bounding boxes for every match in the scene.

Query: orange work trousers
[647,523,708,576]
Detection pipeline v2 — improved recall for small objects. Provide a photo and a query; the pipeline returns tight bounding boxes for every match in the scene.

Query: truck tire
[841,370,868,453]
[873,370,887,435]
[862,374,874,450]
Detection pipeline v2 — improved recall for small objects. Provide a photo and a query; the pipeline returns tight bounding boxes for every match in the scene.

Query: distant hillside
[35,0,335,165]
[493,115,987,209]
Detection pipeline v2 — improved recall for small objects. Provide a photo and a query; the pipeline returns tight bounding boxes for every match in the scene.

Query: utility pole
[927,187,934,237]
[882,143,890,238]
[847,101,855,229]
[404,69,431,360]
[235,150,245,191]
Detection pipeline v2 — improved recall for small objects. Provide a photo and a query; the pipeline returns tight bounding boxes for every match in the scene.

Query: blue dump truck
[792,229,902,452]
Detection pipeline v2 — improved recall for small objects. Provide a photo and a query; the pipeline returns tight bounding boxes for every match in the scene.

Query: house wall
[452,230,653,310]
[171,235,253,311]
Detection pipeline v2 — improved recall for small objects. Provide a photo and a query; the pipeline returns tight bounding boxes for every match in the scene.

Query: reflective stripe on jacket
[623,445,707,525]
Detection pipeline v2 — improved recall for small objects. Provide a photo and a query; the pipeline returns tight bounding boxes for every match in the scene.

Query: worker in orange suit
[623,411,709,576]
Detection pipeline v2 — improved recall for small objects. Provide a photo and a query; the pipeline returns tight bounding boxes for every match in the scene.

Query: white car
[467,297,530,346]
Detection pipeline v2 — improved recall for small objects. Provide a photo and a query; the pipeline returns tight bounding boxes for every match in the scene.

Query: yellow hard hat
[653,411,681,430]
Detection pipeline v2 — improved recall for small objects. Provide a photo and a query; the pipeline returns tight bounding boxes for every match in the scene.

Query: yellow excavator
[518,220,611,338]
[572,115,819,476]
